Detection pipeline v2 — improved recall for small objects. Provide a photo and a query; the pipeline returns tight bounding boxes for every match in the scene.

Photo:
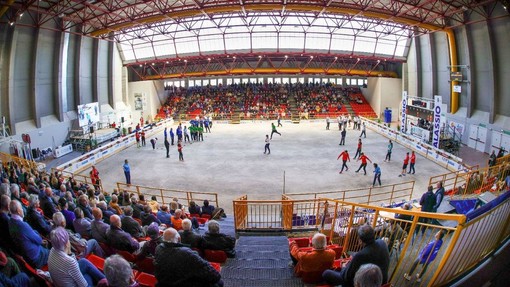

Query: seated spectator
[141,205,161,227]
[25,194,52,237]
[97,255,138,287]
[73,207,92,238]
[169,201,179,214]
[179,219,202,249]
[201,200,214,217]
[48,227,105,287]
[130,197,143,219]
[8,200,49,268]
[53,211,104,258]
[108,195,123,215]
[121,206,144,238]
[188,201,201,215]
[171,209,184,230]
[201,220,236,258]
[91,207,110,244]
[155,227,223,287]
[157,205,172,226]
[137,222,161,260]
[377,221,407,253]
[395,203,413,233]
[107,215,140,253]
[289,233,335,278]
[77,195,94,220]
[96,201,113,224]
[148,196,159,213]
[39,187,58,218]
[354,264,383,287]
[58,197,76,230]
[0,251,30,287]
[0,195,15,250]
[322,225,389,287]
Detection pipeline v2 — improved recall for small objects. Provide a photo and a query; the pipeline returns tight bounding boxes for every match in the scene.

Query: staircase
[344,103,355,117]
[221,236,303,287]
[288,94,300,124]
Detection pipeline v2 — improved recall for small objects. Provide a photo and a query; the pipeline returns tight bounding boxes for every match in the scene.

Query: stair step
[224,279,303,287]
[222,267,294,280]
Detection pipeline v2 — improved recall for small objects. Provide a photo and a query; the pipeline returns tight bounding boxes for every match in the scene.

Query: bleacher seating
[348,92,377,118]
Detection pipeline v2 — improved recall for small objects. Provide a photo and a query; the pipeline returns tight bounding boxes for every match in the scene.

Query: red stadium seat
[136,272,157,287]
[197,218,208,225]
[87,254,105,271]
[136,257,155,274]
[99,242,116,257]
[190,213,200,218]
[210,262,221,272]
[117,250,137,263]
[204,249,228,263]
[288,237,310,248]
[13,254,52,287]
[201,214,212,220]
[300,270,324,284]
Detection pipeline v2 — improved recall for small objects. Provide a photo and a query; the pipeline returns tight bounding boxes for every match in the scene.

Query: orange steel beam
[142,68,398,80]
[90,4,443,37]
[445,29,459,114]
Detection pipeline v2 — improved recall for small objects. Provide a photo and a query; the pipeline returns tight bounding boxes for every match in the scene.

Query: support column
[92,38,99,103]
[32,27,41,128]
[107,34,114,107]
[6,26,17,135]
[74,26,83,105]
[460,23,474,118]
[485,20,497,124]
[429,34,437,96]
[56,25,69,122]
[414,36,422,97]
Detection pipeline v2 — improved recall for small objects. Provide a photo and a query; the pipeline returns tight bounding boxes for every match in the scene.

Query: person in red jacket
[354,138,362,159]
[178,141,184,161]
[355,153,372,175]
[399,152,410,177]
[337,150,351,174]
[408,151,416,174]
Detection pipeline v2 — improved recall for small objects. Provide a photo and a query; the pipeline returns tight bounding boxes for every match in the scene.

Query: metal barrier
[116,182,219,209]
[429,162,510,198]
[232,194,510,286]
[51,168,104,192]
[495,153,510,166]
[285,181,415,206]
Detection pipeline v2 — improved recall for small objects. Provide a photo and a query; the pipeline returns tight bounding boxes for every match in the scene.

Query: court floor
[81,120,452,213]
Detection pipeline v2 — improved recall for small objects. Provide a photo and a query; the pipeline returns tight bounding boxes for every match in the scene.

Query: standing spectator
[155,228,223,287]
[178,141,184,161]
[270,123,281,139]
[384,140,393,162]
[488,150,497,167]
[354,264,383,287]
[372,164,381,187]
[404,230,445,282]
[141,130,146,147]
[339,128,347,145]
[169,128,175,145]
[47,227,105,287]
[359,123,366,138]
[432,181,445,212]
[354,139,362,159]
[164,137,170,158]
[408,151,416,174]
[277,115,282,127]
[337,150,351,174]
[399,152,410,177]
[264,135,271,155]
[355,153,372,175]
[322,225,389,287]
[123,159,131,185]
[90,166,100,187]
[135,131,141,148]
[415,186,436,237]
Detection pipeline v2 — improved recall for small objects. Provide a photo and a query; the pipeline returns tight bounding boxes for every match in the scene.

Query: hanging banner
[401,91,408,134]
[432,95,442,148]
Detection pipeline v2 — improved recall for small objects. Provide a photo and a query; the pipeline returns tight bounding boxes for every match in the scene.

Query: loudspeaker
[89,126,94,134]
[121,117,125,123]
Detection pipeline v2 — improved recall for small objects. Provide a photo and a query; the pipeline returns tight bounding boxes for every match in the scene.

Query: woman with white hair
[97,255,137,287]
[47,227,104,287]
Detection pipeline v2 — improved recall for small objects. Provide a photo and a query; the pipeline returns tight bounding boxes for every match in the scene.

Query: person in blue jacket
[176,124,183,142]
[8,200,49,269]
[404,230,445,282]
[372,163,381,187]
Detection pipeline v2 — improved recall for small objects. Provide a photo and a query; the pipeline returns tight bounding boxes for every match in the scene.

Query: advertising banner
[401,91,408,134]
[432,95,442,148]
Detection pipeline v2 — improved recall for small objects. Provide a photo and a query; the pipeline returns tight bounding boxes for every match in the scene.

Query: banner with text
[432,95,442,148]
[401,91,408,134]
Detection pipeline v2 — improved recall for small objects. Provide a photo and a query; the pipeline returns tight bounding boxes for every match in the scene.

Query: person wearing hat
[137,222,161,260]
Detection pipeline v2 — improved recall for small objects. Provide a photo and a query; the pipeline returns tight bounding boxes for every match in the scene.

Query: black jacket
[121,216,144,238]
[201,232,236,258]
[179,230,203,249]
[155,242,221,287]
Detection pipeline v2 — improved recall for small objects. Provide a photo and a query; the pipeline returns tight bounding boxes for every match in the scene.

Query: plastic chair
[300,270,324,284]
[86,254,105,271]
[288,237,310,248]
[204,249,228,263]
[201,214,212,220]
[117,250,137,263]
[210,262,221,272]
[136,272,157,287]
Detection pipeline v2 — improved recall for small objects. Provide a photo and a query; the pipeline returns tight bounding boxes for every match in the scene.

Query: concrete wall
[127,81,165,124]
[0,12,124,151]
[363,77,402,122]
